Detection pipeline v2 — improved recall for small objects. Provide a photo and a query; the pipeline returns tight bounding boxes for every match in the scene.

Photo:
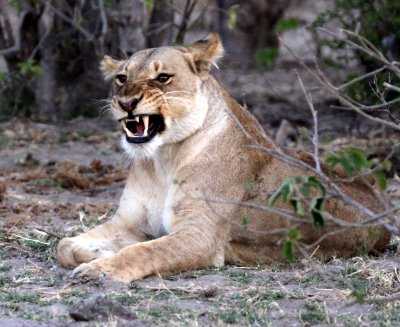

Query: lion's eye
[156,73,171,83]
[116,74,127,84]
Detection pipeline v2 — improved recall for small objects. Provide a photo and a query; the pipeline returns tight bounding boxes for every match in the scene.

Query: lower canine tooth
[121,120,135,138]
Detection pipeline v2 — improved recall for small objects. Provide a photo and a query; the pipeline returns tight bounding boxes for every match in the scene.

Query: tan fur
[58,33,391,282]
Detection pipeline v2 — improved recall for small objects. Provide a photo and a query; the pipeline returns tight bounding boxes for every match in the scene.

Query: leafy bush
[313,0,400,104]
[0,59,42,118]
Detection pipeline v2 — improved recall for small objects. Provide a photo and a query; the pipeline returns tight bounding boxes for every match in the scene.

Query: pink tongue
[135,123,145,136]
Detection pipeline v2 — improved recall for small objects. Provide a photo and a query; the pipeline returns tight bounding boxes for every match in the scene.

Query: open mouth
[120,115,164,144]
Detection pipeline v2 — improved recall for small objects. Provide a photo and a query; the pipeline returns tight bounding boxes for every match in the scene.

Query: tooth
[143,115,149,137]
[121,120,135,137]
[134,116,139,122]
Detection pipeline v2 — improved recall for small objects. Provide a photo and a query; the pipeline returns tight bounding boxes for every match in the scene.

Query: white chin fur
[121,135,162,160]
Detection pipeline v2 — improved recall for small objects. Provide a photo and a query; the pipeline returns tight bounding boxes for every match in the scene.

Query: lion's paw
[58,237,115,269]
[70,261,105,280]
[70,258,130,283]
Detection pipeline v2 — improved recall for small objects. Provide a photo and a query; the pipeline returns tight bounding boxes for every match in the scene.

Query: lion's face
[101,34,223,159]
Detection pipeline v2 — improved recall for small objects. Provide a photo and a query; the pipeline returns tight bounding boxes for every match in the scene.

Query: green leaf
[268,179,293,207]
[276,17,300,32]
[290,198,305,217]
[340,155,354,176]
[307,176,326,197]
[346,147,372,172]
[268,190,281,208]
[310,198,325,227]
[325,154,339,169]
[281,182,293,203]
[144,0,154,11]
[283,241,295,262]
[326,147,372,177]
[17,59,43,78]
[382,160,392,172]
[256,47,278,69]
[283,227,301,262]
[286,226,301,241]
[373,171,387,191]
[350,289,366,304]
[227,5,240,30]
[242,216,249,228]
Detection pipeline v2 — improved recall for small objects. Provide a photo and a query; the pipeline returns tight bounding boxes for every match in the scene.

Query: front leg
[58,213,146,269]
[71,218,227,282]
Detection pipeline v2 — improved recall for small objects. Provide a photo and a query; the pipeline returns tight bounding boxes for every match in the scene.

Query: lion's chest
[143,185,174,237]
[124,164,176,238]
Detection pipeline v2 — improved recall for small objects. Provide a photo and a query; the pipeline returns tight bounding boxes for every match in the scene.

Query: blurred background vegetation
[0,0,292,120]
[0,0,399,143]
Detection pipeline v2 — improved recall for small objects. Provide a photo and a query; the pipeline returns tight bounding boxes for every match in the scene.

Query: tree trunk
[146,0,174,47]
[1,0,145,121]
[217,0,291,67]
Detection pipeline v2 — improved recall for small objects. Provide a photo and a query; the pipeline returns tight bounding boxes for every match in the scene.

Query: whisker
[164,95,193,101]
[164,97,193,105]
[137,103,159,113]
[165,90,195,95]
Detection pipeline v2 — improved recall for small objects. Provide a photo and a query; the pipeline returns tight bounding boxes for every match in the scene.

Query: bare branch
[296,71,321,173]
[98,0,108,37]
[280,38,400,132]
[384,82,400,94]
[47,3,94,41]
[337,66,387,91]
[330,97,400,111]
[0,9,30,56]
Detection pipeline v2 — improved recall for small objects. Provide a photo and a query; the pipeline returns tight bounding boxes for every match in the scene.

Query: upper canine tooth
[134,116,139,122]
[143,115,149,137]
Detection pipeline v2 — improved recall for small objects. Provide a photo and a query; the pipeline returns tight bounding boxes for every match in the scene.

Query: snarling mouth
[120,115,164,143]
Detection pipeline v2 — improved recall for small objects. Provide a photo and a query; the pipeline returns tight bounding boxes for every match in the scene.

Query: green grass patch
[0,276,12,288]
[225,270,253,285]
[300,303,326,325]
[370,302,400,325]
[14,234,58,262]
[138,305,195,324]
[0,264,12,272]
[300,272,324,287]
[114,292,141,306]
[1,292,40,303]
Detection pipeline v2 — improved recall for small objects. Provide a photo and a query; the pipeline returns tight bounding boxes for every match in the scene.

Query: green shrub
[313,0,400,104]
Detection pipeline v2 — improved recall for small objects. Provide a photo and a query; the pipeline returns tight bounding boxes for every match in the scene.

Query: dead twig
[296,70,321,173]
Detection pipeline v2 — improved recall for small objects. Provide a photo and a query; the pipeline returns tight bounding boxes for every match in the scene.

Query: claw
[70,263,104,281]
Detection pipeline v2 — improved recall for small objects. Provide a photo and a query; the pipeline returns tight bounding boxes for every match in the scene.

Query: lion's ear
[188,33,224,73]
[100,55,122,81]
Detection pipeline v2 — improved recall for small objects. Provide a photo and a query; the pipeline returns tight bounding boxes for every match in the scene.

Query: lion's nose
[118,97,141,112]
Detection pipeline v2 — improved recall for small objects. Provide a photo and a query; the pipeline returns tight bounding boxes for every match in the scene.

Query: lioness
[58,33,390,282]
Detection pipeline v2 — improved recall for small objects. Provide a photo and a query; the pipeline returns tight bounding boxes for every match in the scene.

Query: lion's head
[100,33,224,159]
